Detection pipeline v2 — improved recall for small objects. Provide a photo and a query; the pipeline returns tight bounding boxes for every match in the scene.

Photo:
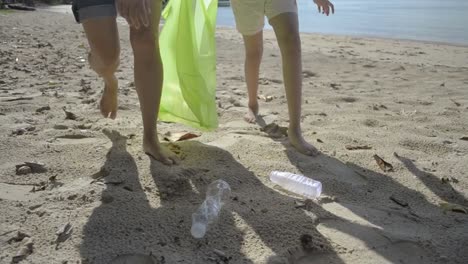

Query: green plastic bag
[158,0,219,130]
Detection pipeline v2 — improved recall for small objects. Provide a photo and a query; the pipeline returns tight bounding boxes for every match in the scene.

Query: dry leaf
[91,167,110,180]
[56,223,72,237]
[450,99,461,107]
[31,184,46,193]
[295,199,317,209]
[12,237,33,263]
[439,202,467,214]
[55,223,73,249]
[62,107,77,120]
[345,145,372,150]
[373,154,394,172]
[460,136,468,141]
[36,105,50,113]
[163,132,200,142]
[390,195,408,207]
[7,231,30,244]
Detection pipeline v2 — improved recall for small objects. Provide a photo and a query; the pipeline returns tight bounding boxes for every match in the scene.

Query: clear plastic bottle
[269,171,322,199]
[191,180,231,239]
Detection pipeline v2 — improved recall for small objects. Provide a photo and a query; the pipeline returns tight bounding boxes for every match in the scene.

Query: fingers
[116,0,128,19]
[117,0,133,27]
[140,0,150,28]
[117,0,152,29]
[316,1,334,16]
[129,5,140,29]
[321,1,329,16]
[324,4,329,16]
[144,0,152,15]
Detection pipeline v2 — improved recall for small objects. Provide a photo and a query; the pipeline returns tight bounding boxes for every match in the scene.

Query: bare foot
[244,102,259,123]
[143,138,179,165]
[289,127,320,156]
[100,76,118,119]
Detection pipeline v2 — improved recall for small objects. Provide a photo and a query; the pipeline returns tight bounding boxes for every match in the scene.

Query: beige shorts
[230,0,298,36]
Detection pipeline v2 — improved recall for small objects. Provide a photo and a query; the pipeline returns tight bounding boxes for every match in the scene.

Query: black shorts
[72,0,116,23]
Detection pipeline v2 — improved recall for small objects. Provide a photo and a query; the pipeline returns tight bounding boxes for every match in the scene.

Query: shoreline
[216,25,468,48]
[32,5,468,48]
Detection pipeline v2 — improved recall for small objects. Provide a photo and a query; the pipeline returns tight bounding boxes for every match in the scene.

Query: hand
[313,0,334,16]
[116,0,152,29]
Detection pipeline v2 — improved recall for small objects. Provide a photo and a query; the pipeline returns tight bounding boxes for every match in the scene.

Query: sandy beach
[1,9,468,264]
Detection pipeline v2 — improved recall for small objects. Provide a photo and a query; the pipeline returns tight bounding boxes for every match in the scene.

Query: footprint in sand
[302,70,318,78]
[52,134,103,145]
[322,96,359,105]
[259,77,283,85]
[314,202,436,263]
[340,97,358,103]
[295,155,368,186]
[362,119,380,127]
[391,65,406,71]
[151,166,199,199]
[399,138,453,155]
[267,234,336,264]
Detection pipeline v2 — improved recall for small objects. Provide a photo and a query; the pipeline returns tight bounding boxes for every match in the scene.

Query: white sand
[1,10,467,264]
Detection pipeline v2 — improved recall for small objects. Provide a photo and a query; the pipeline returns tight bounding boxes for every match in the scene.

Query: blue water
[217,0,468,45]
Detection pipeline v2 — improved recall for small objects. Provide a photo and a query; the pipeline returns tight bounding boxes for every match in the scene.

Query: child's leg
[242,31,263,123]
[129,0,178,165]
[230,0,266,123]
[82,18,120,120]
[269,13,319,156]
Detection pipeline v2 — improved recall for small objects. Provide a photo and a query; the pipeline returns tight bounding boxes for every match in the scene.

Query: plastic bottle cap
[191,223,206,239]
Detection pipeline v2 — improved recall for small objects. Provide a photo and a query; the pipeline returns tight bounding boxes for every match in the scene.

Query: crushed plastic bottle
[269,171,322,199]
[191,180,231,239]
